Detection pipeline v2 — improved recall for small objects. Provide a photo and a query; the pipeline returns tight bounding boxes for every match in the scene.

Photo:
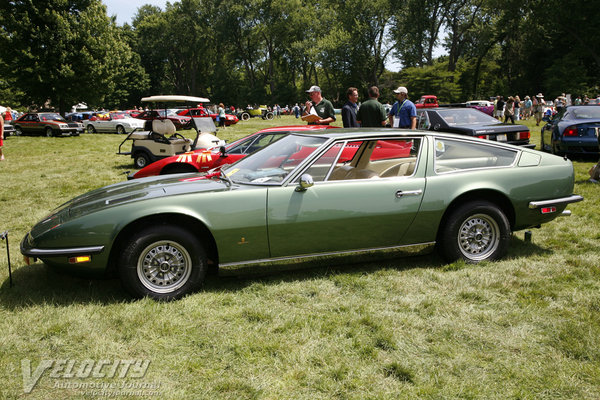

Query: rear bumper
[529,195,584,209]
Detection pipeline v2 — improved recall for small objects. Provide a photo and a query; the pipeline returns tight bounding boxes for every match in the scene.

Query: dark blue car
[541,105,600,155]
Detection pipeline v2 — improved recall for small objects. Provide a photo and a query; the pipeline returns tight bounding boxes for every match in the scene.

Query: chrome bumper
[528,195,583,209]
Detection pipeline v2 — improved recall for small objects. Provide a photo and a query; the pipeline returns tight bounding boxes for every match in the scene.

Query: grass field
[1,115,599,399]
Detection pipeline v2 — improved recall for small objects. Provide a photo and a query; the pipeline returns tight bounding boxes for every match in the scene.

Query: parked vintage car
[130,125,336,179]
[21,129,582,300]
[540,105,600,155]
[237,105,274,121]
[176,108,239,126]
[134,109,191,130]
[466,100,494,116]
[85,111,145,134]
[417,107,533,147]
[3,122,15,139]
[415,95,439,109]
[13,112,82,137]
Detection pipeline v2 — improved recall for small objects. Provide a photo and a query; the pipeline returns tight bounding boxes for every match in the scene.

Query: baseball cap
[393,86,408,94]
[306,86,321,93]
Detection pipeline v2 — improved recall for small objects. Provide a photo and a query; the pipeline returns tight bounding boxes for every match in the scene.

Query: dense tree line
[1,0,598,113]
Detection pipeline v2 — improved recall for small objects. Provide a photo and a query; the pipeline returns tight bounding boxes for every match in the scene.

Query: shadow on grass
[0,235,550,307]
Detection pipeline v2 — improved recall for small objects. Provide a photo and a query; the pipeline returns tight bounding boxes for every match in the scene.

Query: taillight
[563,126,578,136]
[518,131,530,140]
[541,207,556,214]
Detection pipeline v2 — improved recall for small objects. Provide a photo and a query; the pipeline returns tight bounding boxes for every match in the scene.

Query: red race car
[129,125,337,179]
[177,107,239,126]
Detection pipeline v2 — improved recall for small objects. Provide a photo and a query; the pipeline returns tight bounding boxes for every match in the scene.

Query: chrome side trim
[219,242,435,273]
[22,246,105,257]
[528,195,583,209]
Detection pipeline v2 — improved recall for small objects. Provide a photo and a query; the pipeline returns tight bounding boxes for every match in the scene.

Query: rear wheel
[134,152,150,169]
[86,125,96,133]
[118,225,207,300]
[45,127,54,137]
[437,201,511,263]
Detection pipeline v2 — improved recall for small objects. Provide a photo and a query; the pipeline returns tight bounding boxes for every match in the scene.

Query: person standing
[514,96,521,120]
[504,96,515,124]
[357,86,387,127]
[217,103,226,128]
[533,93,545,126]
[303,86,336,125]
[0,113,4,161]
[341,87,359,127]
[494,96,505,120]
[523,96,532,119]
[388,86,417,129]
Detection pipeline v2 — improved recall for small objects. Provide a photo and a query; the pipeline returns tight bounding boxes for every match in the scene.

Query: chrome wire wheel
[457,213,500,261]
[137,240,192,294]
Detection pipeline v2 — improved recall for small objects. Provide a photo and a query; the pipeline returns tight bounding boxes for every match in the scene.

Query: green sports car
[21,129,583,300]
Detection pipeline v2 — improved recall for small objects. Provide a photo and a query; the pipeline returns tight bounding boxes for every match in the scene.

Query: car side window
[434,138,518,173]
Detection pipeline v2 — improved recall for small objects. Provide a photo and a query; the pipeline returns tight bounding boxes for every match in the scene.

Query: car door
[266,138,426,258]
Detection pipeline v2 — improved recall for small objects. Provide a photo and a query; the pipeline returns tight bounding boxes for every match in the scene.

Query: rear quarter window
[434,138,518,173]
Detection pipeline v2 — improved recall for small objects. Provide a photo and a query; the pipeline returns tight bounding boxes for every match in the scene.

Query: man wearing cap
[303,86,336,125]
[388,86,417,129]
[533,93,545,126]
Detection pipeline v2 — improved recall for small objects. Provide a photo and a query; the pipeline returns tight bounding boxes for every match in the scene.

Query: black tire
[87,124,96,133]
[241,112,250,121]
[45,127,54,137]
[437,200,511,263]
[14,126,23,136]
[118,225,207,300]
[116,125,125,134]
[134,152,150,169]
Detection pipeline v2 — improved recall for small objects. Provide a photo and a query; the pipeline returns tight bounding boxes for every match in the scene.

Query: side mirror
[295,174,314,191]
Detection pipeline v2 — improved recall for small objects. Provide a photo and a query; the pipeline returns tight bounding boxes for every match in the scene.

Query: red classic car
[177,107,239,126]
[134,109,191,130]
[129,125,336,179]
[415,95,439,109]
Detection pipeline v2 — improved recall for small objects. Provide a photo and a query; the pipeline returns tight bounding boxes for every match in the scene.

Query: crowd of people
[301,84,417,129]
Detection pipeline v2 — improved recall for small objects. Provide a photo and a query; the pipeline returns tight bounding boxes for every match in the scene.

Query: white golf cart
[117,95,222,168]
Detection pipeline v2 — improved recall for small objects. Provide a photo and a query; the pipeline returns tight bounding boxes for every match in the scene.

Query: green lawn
[1,115,599,399]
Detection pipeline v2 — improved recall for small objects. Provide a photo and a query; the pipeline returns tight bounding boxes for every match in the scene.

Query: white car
[86,112,145,134]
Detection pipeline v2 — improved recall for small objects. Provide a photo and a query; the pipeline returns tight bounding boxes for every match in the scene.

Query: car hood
[32,175,231,235]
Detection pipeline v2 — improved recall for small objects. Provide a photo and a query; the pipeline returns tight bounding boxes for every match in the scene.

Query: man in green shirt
[356,86,387,127]
[303,85,336,125]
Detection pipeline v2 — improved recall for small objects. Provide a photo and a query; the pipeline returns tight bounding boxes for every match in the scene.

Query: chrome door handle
[395,190,422,198]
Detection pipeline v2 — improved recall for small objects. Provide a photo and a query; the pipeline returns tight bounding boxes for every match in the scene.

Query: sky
[102,0,169,25]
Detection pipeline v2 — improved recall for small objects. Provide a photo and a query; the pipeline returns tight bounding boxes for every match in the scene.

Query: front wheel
[116,125,125,134]
[437,201,511,263]
[45,127,54,137]
[264,112,274,120]
[118,225,207,300]
[241,112,250,121]
[14,126,23,136]
[87,125,96,133]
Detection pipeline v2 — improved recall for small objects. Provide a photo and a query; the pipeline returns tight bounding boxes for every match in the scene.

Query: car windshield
[567,107,600,120]
[110,112,127,119]
[41,113,66,122]
[437,109,499,125]
[222,134,328,184]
